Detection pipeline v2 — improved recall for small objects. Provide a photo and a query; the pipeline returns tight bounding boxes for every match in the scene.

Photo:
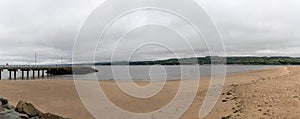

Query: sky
[0,0,299,64]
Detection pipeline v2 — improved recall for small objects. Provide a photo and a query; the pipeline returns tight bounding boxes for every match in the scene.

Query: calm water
[59,65,277,80]
[0,65,278,80]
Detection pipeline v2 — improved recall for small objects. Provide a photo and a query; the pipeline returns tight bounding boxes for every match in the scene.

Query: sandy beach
[0,66,299,118]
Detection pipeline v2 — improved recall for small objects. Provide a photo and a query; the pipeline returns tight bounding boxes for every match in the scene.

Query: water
[55,65,277,80]
[0,65,278,80]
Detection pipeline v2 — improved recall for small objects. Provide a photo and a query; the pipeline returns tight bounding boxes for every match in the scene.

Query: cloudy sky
[0,0,299,64]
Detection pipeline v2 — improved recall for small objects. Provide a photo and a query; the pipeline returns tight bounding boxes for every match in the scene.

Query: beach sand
[0,66,299,118]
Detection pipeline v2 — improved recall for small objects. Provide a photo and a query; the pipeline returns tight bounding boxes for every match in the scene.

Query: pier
[0,65,96,79]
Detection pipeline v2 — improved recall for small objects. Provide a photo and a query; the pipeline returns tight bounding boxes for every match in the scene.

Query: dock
[0,65,98,79]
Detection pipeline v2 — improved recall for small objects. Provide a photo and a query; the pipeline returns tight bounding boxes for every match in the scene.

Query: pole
[61,57,63,65]
[35,53,37,66]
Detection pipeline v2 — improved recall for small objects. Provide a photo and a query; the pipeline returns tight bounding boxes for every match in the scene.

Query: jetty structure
[0,65,98,79]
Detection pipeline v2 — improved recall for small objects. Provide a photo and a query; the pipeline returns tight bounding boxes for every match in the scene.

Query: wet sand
[0,66,299,118]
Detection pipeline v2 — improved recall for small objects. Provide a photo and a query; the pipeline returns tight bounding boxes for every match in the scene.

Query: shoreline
[0,66,298,118]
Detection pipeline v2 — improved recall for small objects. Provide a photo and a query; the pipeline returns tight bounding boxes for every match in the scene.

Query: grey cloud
[0,0,99,64]
[200,0,300,56]
[0,0,299,64]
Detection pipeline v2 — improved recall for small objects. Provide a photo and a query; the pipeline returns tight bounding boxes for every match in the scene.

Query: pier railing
[0,64,88,69]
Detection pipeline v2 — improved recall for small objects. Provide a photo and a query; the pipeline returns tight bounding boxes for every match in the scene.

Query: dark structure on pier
[0,65,98,79]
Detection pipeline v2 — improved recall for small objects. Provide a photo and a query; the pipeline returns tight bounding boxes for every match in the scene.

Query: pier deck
[0,65,84,79]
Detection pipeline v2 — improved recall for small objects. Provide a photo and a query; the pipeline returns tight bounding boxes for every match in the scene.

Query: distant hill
[95,56,300,65]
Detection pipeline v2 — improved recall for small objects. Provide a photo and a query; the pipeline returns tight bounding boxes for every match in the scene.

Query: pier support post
[42,70,44,77]
[21,70,24,79]
[47,69,50,77]
[38,70,40,77]
[32,70,35,78]
[9,71,11,79]
[0,70,1,80]
[14,70,16,79]
[27,71,29,79]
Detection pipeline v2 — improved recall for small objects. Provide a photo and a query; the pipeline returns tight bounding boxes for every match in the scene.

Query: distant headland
[94,56,300,65]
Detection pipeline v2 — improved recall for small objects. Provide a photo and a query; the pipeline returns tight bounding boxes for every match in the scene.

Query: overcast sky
[0,0,299,64]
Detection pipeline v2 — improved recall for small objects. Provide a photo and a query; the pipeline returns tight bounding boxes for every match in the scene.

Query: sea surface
[0,65,278,80]
[58,65,277,80]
